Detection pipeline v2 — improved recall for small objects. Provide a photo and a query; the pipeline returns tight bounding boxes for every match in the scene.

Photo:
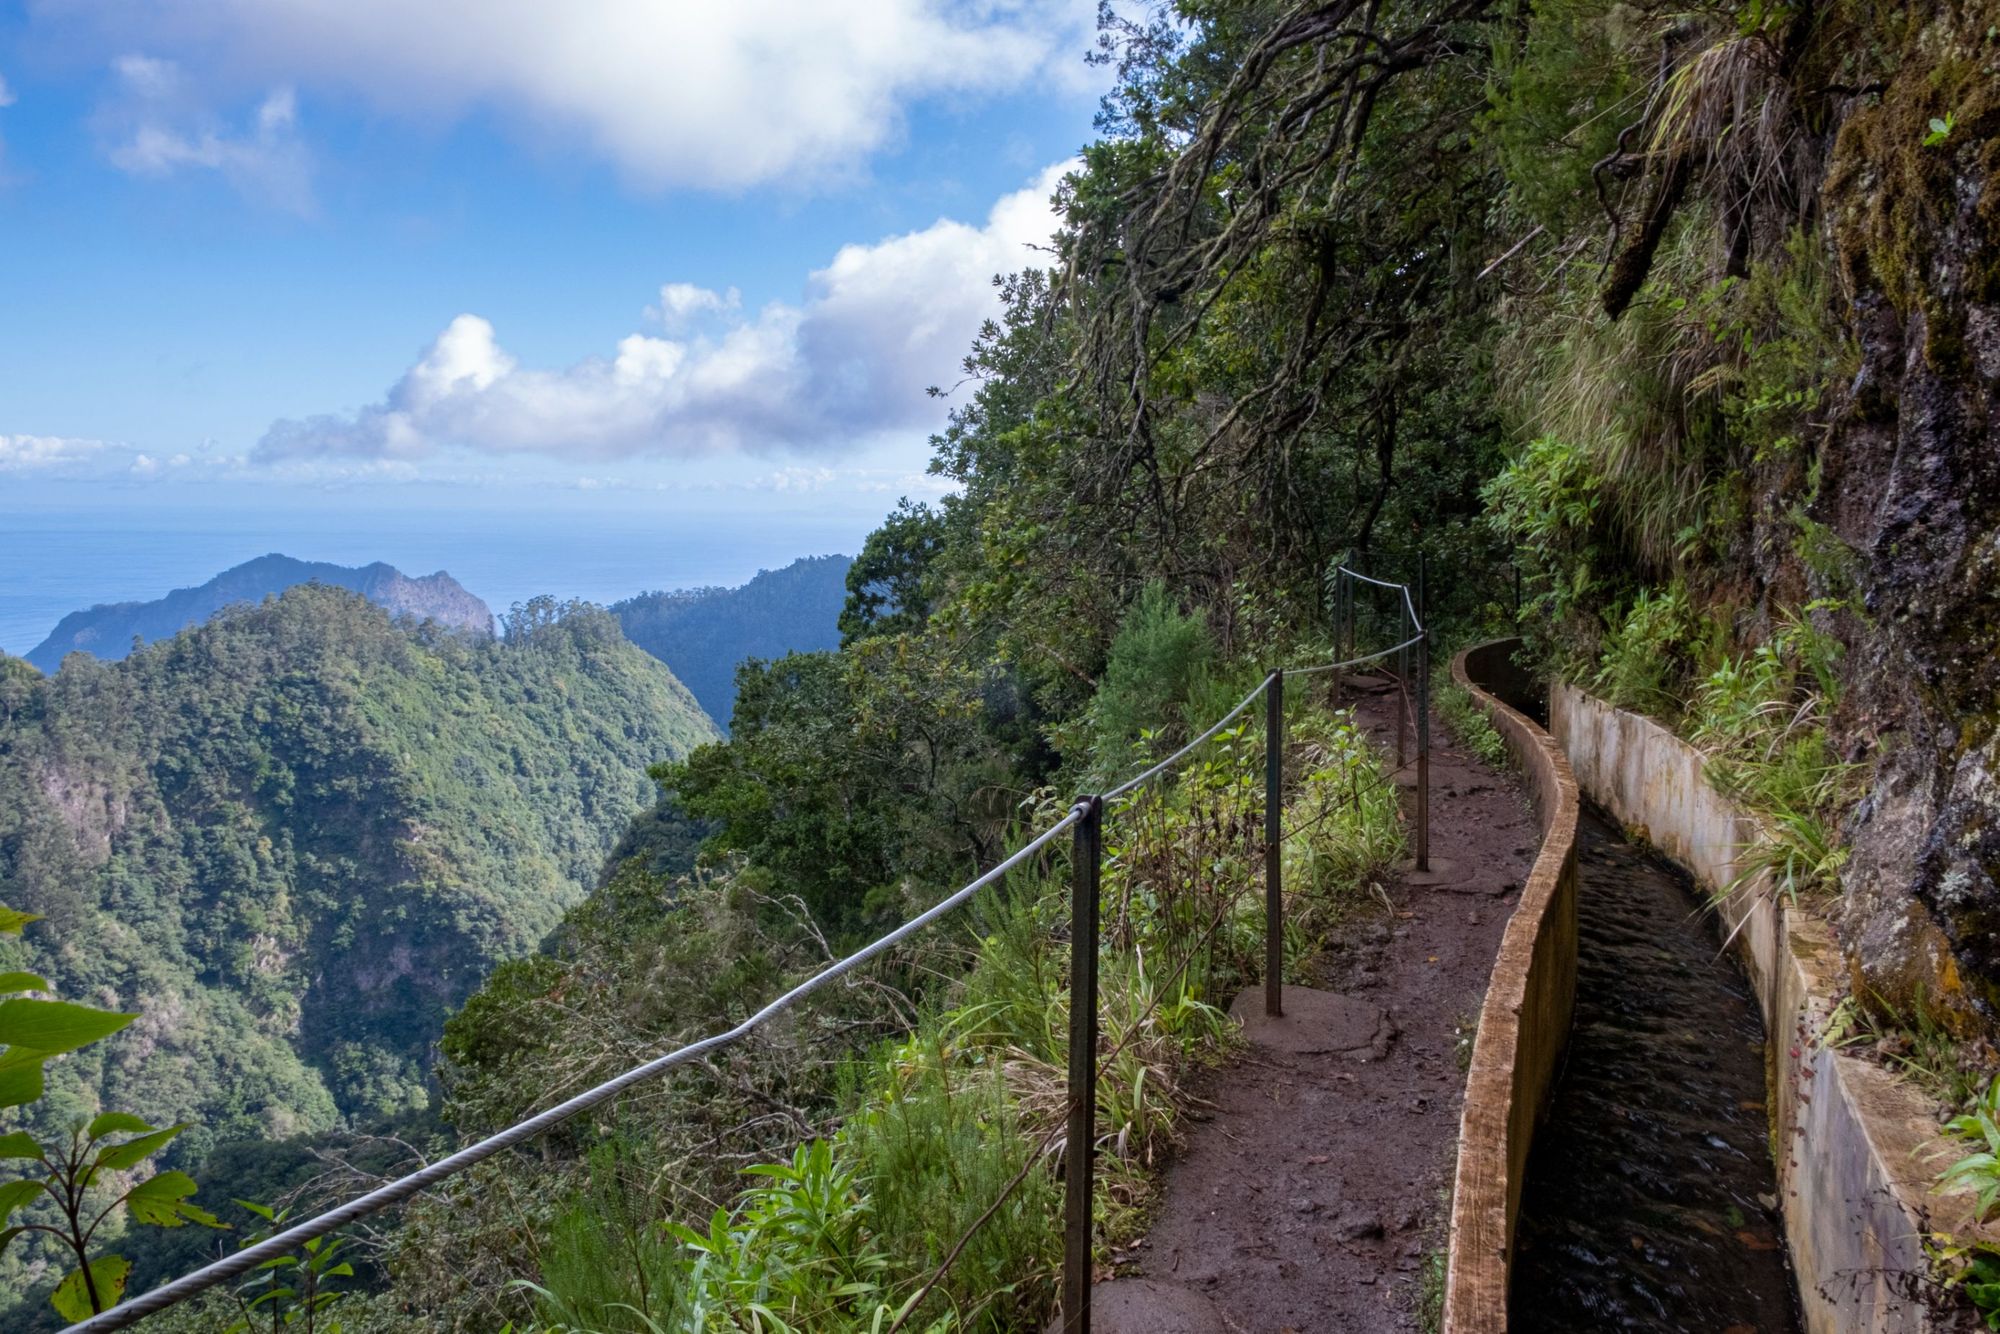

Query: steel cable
[60,806,1089,1333]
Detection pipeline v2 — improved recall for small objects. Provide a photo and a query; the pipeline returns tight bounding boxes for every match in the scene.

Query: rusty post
[1416,631,1431,873]
[1063,795,1102,1333]
[1265,670,1284,1018]
[1416,552,1430,872]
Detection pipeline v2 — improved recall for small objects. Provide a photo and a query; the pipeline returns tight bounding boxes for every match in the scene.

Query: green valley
[0,586,716,1319]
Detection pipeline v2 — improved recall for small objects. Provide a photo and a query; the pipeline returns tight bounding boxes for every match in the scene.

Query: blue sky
[0,1,1106,519]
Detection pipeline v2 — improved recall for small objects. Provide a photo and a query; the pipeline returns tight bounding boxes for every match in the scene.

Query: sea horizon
[0,485,880,657]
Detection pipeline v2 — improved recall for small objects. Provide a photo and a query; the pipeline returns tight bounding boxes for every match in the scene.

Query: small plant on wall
[1932,1074,2000,1328]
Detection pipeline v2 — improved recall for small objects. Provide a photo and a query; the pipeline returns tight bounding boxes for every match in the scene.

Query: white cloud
[0,434,105,470]
[101,54,312,213]
[0,74,15,108]
[49,1,1095,191]
[651,283,741,330]
[256,160,1074,464]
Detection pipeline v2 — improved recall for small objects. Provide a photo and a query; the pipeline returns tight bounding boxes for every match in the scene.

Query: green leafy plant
[1593,584,1701,718]
[1436,682,1509,770]
[0,1114,223,1319]
[221,1200,353,1333]
[1940,1076,2000,1220]
[0,908,221,1321]
[1926,112,1956,147]
[1692,607,1862,905]
[1933,1076,2000,1328]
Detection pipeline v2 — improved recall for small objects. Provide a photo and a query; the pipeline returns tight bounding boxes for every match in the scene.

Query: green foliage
[217,1199,353,1334]
[1436,683,1510,771]
[1481,434,1606,663]
[1933,1076,2000,1329]
[1592,584,1707,718]
[1713,232,1858,463]
[1690,608,1861,904]
[1078,584,1218,784]
[1483,0,1635,231]
[1940,1076,2000,1222]
[840,504,946,647]
[659,641,1039,939]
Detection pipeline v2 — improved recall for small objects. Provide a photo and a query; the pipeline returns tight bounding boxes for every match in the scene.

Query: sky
[0,0,1108,524]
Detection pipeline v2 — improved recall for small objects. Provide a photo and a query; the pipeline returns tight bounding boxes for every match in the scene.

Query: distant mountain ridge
[25,553,494,673]
[611,554,853,729]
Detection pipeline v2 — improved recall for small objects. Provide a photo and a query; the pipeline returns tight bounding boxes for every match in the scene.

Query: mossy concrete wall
[1554,682,1990,1333]
[1443,641,1579,1333]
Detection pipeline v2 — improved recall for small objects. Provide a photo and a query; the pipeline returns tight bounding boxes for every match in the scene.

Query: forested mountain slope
[610,554,851,728]
[0,586,715,1310]
[25,554,495,673]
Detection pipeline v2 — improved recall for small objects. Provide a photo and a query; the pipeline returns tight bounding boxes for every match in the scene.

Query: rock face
[1818,1,2000,1031]
[25,553,495,672]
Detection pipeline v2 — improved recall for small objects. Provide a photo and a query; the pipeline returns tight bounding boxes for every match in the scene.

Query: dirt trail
[1099,681,1538,1333]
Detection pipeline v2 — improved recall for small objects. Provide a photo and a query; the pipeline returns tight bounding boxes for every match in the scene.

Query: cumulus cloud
[0,434,105,471]
[651,283,741,330]
[100,54,312,213]
[48,0,1094,191]
[256,160,1073,464]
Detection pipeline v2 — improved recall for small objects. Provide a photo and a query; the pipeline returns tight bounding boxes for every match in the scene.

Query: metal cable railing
[58,568,1436,1334]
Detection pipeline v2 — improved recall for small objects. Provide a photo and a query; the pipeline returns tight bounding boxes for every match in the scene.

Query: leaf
[50,1254,132,1321]
[0,999,137,1056]
[0,1131,43,1161]
[95,1123,187,1172]
[0,973,48,994]
[0,1057,46,1110]
[0,1226,23,1259]
[86,1112,154,1141]
[0,1177,46,1218]
[126,1170,224,1228]
[0,909,41,936]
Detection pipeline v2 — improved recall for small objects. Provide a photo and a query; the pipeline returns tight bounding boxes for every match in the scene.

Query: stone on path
[1228,985,1395,1061]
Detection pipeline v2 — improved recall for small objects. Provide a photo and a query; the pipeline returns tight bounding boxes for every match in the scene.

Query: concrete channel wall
[1552,682,1982,1333]
[1443,641,1581,1332]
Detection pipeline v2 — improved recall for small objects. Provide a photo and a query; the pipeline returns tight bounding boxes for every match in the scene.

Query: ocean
[0,488,881,657]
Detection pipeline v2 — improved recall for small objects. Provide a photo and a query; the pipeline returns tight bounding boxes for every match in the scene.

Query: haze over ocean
[0,486,877,656]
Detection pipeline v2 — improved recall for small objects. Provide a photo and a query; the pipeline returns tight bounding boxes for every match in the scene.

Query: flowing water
[1510,806,1801,1333]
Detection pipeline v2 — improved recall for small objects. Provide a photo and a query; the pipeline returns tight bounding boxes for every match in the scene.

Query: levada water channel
[1509,806,1802,1332]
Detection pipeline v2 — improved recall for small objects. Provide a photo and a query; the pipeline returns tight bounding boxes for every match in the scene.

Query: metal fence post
[1063,795,1103,1334]
[1396,635,1408,769]
[1265,671,1284,1019]
[1417,550,1428,635]
[1416,632,1431,873]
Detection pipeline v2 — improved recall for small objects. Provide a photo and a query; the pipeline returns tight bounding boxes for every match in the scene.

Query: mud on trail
[1099,682,1537,1333]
